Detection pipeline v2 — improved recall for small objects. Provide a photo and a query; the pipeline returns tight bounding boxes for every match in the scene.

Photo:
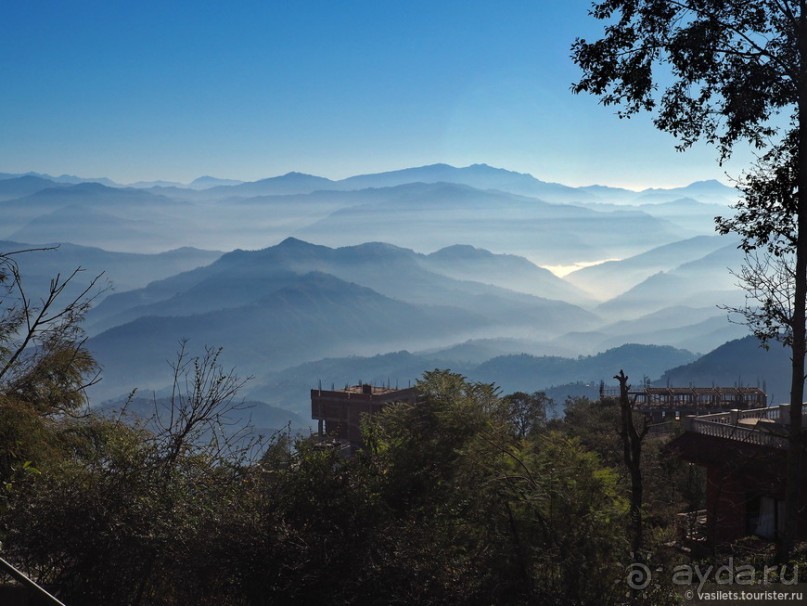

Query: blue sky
[1,1,755,188]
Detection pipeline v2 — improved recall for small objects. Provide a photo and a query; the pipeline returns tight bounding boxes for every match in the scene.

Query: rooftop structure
[311,384,419,448]
[601,385,767,422]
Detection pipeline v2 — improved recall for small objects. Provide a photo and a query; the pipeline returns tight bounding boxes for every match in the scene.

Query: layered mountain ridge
[0,163,761,422]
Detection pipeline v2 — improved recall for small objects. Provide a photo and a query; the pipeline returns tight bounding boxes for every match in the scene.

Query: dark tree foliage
[0,248,102,415]
[3,361,706,604]
[501,390,552,439]
[3,345,260,606]
[720,132,799,258]
[573,0,807,561]
[573,1,796,158]
[718,133,799,346]
[0,248,102,504]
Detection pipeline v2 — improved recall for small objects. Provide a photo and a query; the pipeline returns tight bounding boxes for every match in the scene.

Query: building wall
[706,468,748,544]
[311,386,419,446]
[704,464,807,544]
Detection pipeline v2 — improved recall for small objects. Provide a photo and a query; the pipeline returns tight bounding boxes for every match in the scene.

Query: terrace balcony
[681,404,806,450]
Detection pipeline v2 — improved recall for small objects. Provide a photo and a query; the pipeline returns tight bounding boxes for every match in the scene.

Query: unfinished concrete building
[601,385,767,422]
[311,384,419,448]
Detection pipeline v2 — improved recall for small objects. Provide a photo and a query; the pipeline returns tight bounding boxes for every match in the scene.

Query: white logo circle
[626,563,651,590]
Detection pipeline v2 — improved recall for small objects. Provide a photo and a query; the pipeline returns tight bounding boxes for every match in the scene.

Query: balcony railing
[682,404,802,450]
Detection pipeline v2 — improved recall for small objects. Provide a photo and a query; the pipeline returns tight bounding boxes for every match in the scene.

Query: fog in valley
[1,163,774,434]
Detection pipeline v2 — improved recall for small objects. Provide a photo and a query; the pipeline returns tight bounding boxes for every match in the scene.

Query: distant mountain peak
[430,244,493,259]
[438,243,482,252]
[214,237,326,266]
[277,236,317,248]
[255,171,332,184]
[687,179,729,187]
[465,162,530,176]
[283,171,321,178]
[189,176,243,189]
[263,237,334,258]
[640,179,734,194]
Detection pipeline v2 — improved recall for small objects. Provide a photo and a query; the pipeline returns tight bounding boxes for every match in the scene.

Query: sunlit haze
[542,259,622,278]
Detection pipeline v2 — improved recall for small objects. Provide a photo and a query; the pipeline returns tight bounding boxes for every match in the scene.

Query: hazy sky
[1,1,758,188]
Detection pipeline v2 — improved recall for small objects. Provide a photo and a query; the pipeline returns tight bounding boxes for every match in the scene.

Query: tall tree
[0,248,102,493]
[0,248,102,414]
[572,0,806,560]
[615,370,647,560]
[717,131,798,345]
[501,391,552,439]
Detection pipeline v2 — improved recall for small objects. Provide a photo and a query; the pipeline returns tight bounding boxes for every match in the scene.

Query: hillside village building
[311,384,419,448]
[667,404,807,545]
[310,381,793,544]
[598,384,796,546]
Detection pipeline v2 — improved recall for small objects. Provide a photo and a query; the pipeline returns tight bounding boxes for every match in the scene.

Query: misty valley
[0,163,783,436]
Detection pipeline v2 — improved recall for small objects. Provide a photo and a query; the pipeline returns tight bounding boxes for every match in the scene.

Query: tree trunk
[780,13,807,562]
[616,370,644,558]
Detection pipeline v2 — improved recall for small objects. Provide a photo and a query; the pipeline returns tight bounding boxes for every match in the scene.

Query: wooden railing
[682,405,797,450]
